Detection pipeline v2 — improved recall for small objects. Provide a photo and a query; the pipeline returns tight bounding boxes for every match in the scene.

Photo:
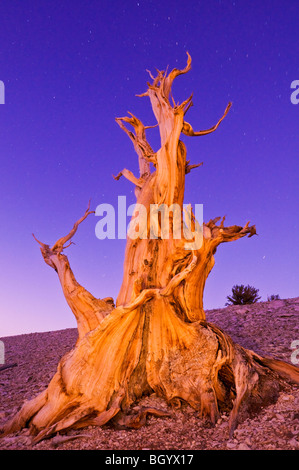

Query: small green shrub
[267,294,280,301]
[226,284,261,306]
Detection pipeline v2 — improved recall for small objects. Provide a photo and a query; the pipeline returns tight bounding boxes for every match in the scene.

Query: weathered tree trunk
[2,54,299,443]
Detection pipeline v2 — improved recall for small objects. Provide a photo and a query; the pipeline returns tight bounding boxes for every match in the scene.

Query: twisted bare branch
[32,203,113,339]
[113,168,144,187]
[182,102,232,137]
[51,201,95,253]
[115,114,156,178]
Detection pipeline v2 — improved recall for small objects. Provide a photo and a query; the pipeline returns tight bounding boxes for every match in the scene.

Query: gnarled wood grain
[2,54,298,443]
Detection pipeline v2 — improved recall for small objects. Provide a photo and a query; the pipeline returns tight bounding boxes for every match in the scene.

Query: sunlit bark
[2,53,298,443]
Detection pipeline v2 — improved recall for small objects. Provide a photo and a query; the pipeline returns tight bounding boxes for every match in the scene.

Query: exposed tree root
[111,407,173,430]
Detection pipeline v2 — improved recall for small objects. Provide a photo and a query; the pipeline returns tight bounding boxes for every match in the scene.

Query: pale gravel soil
[0,297,298,450]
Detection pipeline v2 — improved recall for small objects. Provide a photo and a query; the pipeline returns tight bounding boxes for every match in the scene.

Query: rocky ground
[0,297,299,450]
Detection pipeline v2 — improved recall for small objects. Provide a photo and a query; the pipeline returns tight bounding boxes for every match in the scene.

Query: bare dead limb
[115,114,155,178]
[51,201,95,253]
[32,204,113,339]
[182,102,232,137]
[185,160,203,174]
[113,168,144,187]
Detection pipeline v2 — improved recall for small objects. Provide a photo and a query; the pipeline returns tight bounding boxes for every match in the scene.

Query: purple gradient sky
[0,1,298,337]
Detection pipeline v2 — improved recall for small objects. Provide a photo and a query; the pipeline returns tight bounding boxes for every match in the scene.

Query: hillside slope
[0,297,298,450]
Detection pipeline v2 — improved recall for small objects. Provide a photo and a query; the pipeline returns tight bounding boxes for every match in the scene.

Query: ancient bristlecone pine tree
[2,54,298,443]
